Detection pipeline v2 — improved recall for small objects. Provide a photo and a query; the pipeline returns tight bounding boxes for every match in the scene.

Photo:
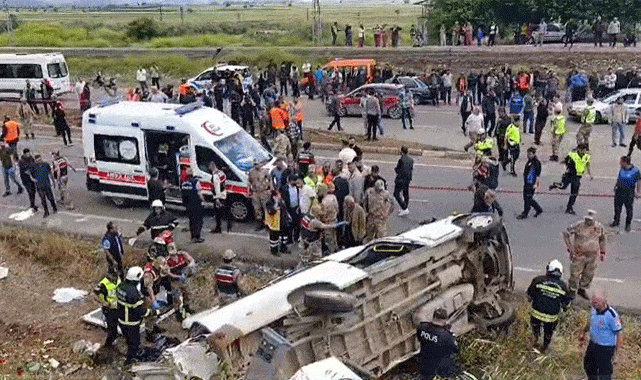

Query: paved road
[3,101,641,309]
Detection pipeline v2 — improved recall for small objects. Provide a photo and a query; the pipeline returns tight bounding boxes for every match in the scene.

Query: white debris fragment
[0,267,7,279]
[8,208,35,221]
[48,358,60,369]
[164,340,219,380]
[53,288,87,303]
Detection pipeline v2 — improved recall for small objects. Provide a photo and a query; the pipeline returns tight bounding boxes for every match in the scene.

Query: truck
[82,101,272,221]
[179,213,515,379]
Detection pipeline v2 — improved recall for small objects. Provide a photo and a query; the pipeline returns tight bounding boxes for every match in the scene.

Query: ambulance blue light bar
[175,101,203,115]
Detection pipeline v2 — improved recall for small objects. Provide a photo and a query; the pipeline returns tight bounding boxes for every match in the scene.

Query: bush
[125,17,158,41]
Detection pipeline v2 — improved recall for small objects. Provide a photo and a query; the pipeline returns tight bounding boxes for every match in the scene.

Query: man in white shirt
[338,139,357,165]
[347,161,364,203]
[603,68,617,96]
[136,67,148,91]
[463,106,485,151]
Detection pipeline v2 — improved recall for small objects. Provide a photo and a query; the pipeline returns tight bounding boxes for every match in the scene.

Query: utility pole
[312,0,321,45]
[2,0,11,33]
[159,5,163,22]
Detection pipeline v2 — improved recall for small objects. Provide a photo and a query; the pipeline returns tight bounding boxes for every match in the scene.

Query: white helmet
[126,266,144,282]
[478,128,486,134]
[151,199,164,209]
[546,259,563,276]
[223,249,236,260]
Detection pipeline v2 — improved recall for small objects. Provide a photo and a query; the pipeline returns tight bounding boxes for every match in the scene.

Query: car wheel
[304,290,357,313]
[472,300,515,330]
[338,106,347,117]
[229,196,252,222]
[388,105,402,119]
[110,196,128,207]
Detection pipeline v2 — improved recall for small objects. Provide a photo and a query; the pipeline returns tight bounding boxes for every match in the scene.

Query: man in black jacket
[117,266,151,365]
[417,308,460,380]
[527,259,572,352]
[394,146,414,217]
[517,147,543,219]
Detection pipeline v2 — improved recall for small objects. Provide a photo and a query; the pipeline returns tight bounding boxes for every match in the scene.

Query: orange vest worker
[270,107,289,130]
[3,120,19,144]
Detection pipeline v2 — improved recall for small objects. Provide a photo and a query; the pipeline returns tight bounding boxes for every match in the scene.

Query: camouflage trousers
[569,253,598,291]
[251,193,269,222]
[551,133,564,157]
[298,239,322,268]
[576,124,592,147]
[365,219,388,242]
[323,229,338,254]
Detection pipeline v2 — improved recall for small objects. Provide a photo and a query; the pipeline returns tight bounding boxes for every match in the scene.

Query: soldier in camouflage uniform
[248,162,272,230]
[318,183,339,254]
[563,210,607,300]
[272,129,292,161]
[364,179,395,242]
[298,204,342,268]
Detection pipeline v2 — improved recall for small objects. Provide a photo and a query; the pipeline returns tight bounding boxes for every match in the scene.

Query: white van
[82,101,272,221]
[0,53,70,97]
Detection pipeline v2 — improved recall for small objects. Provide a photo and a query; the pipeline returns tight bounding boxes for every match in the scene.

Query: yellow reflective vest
[98,277,120,309]
[568,151,591,176]
[506,123,521,146]
[475,137,495,153]
[581,105,596,124]
[551,115,566,135]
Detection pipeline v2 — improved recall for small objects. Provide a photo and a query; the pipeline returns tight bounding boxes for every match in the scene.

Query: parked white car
[188,64,249,91]
[568,88,641,123]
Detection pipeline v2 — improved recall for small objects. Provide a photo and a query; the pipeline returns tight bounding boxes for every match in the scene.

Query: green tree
[125,17,158,41]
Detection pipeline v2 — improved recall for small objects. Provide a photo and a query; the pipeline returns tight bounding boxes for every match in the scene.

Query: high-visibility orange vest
[4,120,19,143]
[294,103,304,122]
[270,107,289,130]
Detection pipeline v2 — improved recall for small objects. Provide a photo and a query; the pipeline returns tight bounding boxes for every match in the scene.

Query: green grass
[5,4,420,48]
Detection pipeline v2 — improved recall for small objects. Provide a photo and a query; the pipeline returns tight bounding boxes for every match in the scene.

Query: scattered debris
[48,358,60,369]
[165,339,219,380]
[0,266,7,279]
[8,208,35,221]
[72,339,100,356]
[53,288,88,303]
[64,364,82,376]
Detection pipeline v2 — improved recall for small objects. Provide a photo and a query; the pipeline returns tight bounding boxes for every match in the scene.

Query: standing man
[29,154,56,218]
[582,291,623,380]
[51,151,76,210]
[17,98,35,140]
[343,195,366,247]
[594,16,605,47]
[550,144,592,215]
[533,96,548,145]
[607,17,620,47]
[181,167,206,243]
[2,116,20,152]
[577,98,596,149]
[18,149,37,211]
[24,80,39,115]
[93,268,121,348]
[527,260,572,352]
[563,210,606,299]
[394,146,413,217]
[327,93,343,131]
[331,22,340,45]
[358,24,365,47]
[248,162,273,230]
[537,19,547,47]
[460,89,473,135]
[364,180,394,242]
[399,87,414,130]
[264,190,290,256]
[609,97,627,148]
[150,65,161,89]
[522,91,535,134]
[102,221,125,278]
[517,147,543,219]
[0,143,22,196]
[416,308,460,380]
[549,107,566,161]
[609,155,641,232]
[628,114,641,157]
[136,200,178,240]
[136,67,148,92]
[363,90,381,141]
[117,266,150,365]
[147,167,165,204]
[488,23,498,46]
[215,249,244,306]
[482,90,498,136]
[505,116,521,176]
[209,161,232,234]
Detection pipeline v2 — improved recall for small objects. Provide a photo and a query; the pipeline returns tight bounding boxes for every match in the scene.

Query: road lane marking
[515,266,623,283]
[0,203,143,225]
[226,231,269,241]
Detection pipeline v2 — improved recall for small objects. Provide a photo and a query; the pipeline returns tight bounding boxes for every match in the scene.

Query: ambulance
[82,101,272,221]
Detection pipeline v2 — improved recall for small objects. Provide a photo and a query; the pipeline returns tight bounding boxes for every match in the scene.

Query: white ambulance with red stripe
[82,101,272,221]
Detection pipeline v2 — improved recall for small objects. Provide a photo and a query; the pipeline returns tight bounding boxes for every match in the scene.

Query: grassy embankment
[0,4,419,48]
[0,227,639,379]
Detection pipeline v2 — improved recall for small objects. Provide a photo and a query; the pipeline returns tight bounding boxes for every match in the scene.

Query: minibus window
[47,63,67,79]
[14,64,43,79]
[0,64,13,78]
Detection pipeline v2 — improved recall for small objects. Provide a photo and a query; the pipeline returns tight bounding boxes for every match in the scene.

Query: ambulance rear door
[86,122,148,204]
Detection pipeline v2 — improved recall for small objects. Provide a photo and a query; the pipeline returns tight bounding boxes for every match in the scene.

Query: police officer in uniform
[582,291,623,380]
[209,161,232,234]
[527,259,572,352]
[298,141,315,177]
[102,221,125,279]
[563,210,606,300]
[137,200,178,239]
[117,266,150,365]
[215,249,244,306]
[93,268,121,347]
[416,308,460,380]
[181,167,206,243]
[550,144,592,215]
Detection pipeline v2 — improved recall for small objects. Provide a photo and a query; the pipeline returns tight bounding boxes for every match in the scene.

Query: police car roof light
[175,101,203,116]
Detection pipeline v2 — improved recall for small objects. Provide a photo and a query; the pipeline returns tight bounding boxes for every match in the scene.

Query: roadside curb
[312,141,470,159]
